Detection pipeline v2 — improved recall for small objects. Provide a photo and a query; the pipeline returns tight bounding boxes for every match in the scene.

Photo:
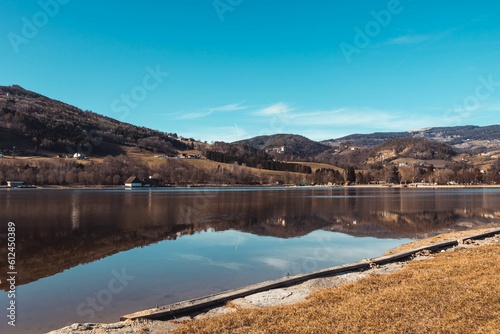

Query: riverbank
[2,183,500,190]
[48,228,500,334]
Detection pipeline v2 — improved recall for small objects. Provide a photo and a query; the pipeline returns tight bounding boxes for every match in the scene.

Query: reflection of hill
[1,188,500,290]
[0,222,196,291]
[234,215,333,239]
[369,211,459,236]
[318,208,500,239]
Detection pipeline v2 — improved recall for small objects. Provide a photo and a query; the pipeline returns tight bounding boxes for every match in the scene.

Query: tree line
[0,156,306,186]
[206,150,312,174]
[1,156,499,186]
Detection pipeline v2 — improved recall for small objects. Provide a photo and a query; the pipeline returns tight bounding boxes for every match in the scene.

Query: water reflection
[71,193,80,230]
[1,187,500,334]
[1,187,499,291]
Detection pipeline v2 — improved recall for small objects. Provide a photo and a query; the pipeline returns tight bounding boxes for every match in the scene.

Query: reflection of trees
[0,219,196,291]
[2,189,500,290]
[368,211,459,236]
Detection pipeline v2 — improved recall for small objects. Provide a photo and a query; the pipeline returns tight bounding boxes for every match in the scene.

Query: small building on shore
[7,181,24,188]
[125,176,143,188]
[73,153,86,160]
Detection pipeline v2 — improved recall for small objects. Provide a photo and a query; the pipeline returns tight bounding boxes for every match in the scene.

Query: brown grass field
[293,161,344,172]
[172,238,500,334]
[384,228,500,255]
[0,150,311,183]
[101,148,312,179]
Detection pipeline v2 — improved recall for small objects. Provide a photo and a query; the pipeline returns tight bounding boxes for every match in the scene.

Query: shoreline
[48,227,500,334]
[2,183,500,190]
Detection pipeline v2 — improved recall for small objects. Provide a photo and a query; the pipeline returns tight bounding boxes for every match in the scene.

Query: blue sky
[1,0,500,142]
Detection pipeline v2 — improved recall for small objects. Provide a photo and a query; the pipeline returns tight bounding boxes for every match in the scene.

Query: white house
[125,176,143,188]
[7,181,24,188]
[73,153,86,160]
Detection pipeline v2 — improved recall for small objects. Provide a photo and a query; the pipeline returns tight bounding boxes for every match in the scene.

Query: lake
[1,186,500,333]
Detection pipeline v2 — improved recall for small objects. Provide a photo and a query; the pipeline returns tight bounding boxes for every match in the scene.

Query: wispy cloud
[209,102,247,112]
[168,101,247,120]
[292,108,398,127]
[174,110,213,120]
[180,254,245,271]
[257,257,291,271]
[384,28,460,47]
[247,103,453,140]
[252,102,293,116]
[386,34,431,45]
[251,104,409,129]
[183,124,247,143]
[486,103,500,112]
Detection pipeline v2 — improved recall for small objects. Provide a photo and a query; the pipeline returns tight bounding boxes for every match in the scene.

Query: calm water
[1,187,500,333]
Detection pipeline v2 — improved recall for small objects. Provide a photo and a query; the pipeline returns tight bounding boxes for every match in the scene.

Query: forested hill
[371,138,456,160]
[0,85,189,156]
[206,141,313,174]
[234,134,330,160]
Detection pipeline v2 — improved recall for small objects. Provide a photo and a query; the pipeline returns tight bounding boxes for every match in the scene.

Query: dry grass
[119,149,308,179]
[172,242,500,334]
[105,152,341,179]
[294,161,344,173]
[179,158,311,180]
[385,228,499,255]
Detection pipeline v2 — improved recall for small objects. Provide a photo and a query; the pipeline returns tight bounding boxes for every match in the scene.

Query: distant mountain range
[324,125,500,149]
[234,129,500,169]
[235,126,500,158]
[1,84,499,173]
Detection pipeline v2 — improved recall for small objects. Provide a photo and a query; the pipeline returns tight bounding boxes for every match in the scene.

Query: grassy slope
[173,238,500,334]
[0,147,314,184]
[293,161,344,172]
[132,150,310,179]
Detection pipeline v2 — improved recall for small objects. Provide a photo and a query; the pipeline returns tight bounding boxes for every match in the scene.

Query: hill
[0,85,190,157]
[316,137,456,168]
[323,131,411,147]
[0,84,499,186]
[206,141,313,174]
[234,134,329,160]
[323,125,500,153]
[368,137,455,161]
